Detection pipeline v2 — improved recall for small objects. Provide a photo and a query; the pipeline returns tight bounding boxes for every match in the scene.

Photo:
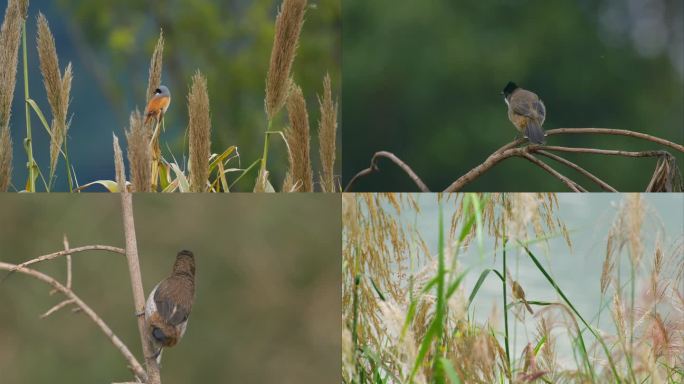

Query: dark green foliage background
[0,195,341,383]
[8,0,340,191]
[342,0,683,191]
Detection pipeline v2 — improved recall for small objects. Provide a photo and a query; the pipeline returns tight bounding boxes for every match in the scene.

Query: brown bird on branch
[144,250,196,363]
[502,81,546,144]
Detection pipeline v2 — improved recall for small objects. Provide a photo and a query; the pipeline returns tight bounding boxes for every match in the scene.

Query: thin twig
[0,261,146,379]
[63,234,72,288]
[40,298,75,318]
[536,150,617,192]
[519,152,585,192]
[8,245,125,272]
[344,151,430,192]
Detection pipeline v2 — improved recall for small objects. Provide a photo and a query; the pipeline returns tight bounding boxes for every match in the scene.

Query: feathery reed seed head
[37,13,72,175]
[284,80,313,192]
[0,0,27,190]
[187,70,211,192]
[112,134,126,191]
[265,0,307,120]
[147,30,164,103]
[317,73,337,192]
[125,109,151,192]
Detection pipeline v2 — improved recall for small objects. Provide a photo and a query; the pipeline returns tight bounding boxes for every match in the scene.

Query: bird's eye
[155,88,161,94]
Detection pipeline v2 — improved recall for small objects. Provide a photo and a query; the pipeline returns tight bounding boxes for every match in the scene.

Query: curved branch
[536,150,617,192]
[545,128,684,153]
[540,146,669,158]
[8,245,125,272]
[344,151,430,192]
[443,148,523,192]
[519,153,585,192]
[0,261,146,379]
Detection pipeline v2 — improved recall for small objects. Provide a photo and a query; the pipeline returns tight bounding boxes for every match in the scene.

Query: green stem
[64,134,73,192]
[502,237,511,381]
[22,22,36,192]
[257,119,273,189]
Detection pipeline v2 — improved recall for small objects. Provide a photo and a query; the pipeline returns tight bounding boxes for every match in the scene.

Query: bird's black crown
[501,81,519,97]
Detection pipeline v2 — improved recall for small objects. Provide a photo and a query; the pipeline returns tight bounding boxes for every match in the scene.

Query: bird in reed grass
[144,85,171,125]
[511,279,534,315]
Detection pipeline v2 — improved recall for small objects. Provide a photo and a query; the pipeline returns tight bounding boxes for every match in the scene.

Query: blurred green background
[0,194,340,383]
[7,0,340,191]
[342,0,684,191]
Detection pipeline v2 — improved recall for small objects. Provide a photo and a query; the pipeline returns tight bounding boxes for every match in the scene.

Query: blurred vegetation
[0,194,340,382]
[8,0,340,191]
[342,0,683,191]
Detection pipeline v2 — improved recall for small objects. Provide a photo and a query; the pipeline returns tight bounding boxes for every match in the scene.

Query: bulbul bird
[501,81,546,144]
[144,250,196,363]
[144,85,171,125]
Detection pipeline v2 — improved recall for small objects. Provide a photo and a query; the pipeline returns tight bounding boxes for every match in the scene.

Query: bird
[144,85,171,126]
[511,280,534,315]
[501,81,546,144]
[144,250,195,364]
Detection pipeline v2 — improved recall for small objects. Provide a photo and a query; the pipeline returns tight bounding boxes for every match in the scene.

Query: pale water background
[387,194,683,367]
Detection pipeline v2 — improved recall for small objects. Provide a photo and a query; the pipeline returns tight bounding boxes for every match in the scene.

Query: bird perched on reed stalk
[144,250,195,363]
[144,85,171,126]
[501,82,546,144]
[511,279,534,315]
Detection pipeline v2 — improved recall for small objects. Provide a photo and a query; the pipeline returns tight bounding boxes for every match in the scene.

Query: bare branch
[63,235,72,289]
[8,245,125,272]
[545,128,684,153]
[540,146,669,158]
[115,134,161,383]
[40,298,75,318]
[0,261,146,379]
[519,152,585,192]
[344,151,430,192]
[536,150,617,192]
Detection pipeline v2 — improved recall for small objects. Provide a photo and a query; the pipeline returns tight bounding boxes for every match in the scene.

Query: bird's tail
[525,121,545,144]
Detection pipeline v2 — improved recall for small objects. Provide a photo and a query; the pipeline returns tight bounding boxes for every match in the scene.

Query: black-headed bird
[501,81,546,144]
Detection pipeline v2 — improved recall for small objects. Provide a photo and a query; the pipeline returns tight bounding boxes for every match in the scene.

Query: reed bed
[0,0,339,192]
[342,193,684,383]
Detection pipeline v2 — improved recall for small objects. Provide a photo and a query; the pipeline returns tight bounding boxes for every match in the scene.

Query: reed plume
[187,70,211,192]
[284,81,312,192]
[146,30,164,103]
[112,134,126,191]
[317,73,337,192]
[265,0,307,120]
[0,0,28,191]
[36,13,72,177]
[124,109,151,192]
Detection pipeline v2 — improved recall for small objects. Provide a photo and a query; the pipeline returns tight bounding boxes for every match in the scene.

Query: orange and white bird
[144,85,171,125]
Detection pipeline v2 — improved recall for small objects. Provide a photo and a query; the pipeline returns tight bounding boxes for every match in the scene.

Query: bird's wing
[153,278,192,326]
[511,91,542,120]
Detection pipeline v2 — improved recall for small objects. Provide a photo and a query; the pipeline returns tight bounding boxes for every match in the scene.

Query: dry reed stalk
[36,13,72,175]
[317,73,337,192]
[0,0,28,191]
[265,0,307,120]
[284,81,313,191]
[187,70,211,192]
[124,109,151,192]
